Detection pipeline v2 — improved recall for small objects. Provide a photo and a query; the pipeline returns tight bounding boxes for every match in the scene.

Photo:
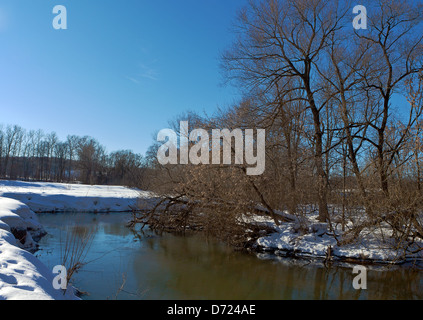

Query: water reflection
[36,213,423,300]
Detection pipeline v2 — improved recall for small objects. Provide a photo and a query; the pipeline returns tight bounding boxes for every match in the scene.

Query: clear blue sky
[0,0,247,154]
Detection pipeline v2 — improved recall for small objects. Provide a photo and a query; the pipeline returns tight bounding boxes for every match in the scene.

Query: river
[35,212,423,300]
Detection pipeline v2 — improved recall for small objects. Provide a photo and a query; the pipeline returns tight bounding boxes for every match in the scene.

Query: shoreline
[1,180,422,299]
[0,197,78,300]
[0,180,143,300]
[246,213,423,267]
[251,245,422,267]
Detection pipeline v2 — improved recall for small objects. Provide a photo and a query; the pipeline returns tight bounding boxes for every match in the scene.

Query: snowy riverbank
[0,180,144,300]
[250,211,423,265]
[0,180,149,213]
[1,180,421,299]
[0,197,78,300]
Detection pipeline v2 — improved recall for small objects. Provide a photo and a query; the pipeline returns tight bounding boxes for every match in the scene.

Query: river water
[35,212,423,300]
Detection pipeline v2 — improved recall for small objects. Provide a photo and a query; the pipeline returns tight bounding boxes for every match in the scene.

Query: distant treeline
[0,124,145,186]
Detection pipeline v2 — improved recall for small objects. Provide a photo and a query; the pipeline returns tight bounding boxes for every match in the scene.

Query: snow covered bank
[0,180,147,300]
[0,180,149,213]
[0,197,77,300]
[250,212,423,265]
[5,180,418,267]
[0,197,45,252]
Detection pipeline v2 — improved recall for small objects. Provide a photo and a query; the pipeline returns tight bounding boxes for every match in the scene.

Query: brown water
[35,212,423,300]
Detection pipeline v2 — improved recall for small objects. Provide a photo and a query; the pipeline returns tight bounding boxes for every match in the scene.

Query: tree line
[0,124,145,186]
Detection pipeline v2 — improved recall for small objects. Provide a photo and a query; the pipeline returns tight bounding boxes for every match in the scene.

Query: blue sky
[0,0,247,154]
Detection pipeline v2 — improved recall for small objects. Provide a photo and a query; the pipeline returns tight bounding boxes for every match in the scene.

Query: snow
[0,197,78,300]
[0,180,149,213]
[251,212,423,264]
[0,180,147,300]
[0,197,45,251]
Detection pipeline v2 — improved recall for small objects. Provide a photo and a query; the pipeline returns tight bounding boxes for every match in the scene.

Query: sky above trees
[0,0,247,154]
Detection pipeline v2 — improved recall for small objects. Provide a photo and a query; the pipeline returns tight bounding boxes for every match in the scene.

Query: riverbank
[1,180,422,299]
[0,180,150,213]
[0,180,143,300]
[0,197,78,300]
[248,211,423,266]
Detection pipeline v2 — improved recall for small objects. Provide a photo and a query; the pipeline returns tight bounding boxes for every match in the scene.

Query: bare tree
[222,0,354,221]
[356,0,423,196]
